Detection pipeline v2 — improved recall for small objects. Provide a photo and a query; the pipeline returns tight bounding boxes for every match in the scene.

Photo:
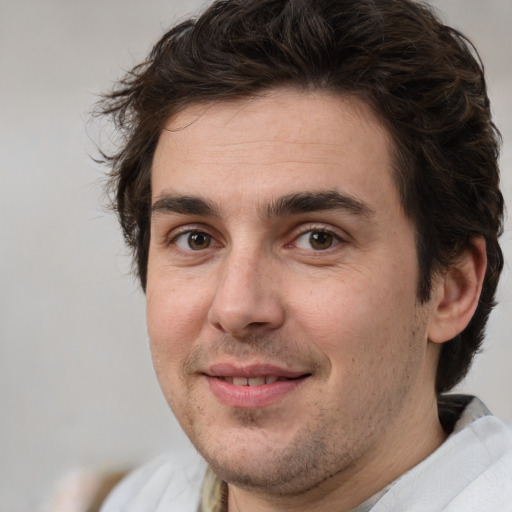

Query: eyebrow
[151,195,218,218]
[265,191,375,219]
[151,190,374,220]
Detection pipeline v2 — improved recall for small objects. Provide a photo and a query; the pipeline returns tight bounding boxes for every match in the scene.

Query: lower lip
[206,376,306,408]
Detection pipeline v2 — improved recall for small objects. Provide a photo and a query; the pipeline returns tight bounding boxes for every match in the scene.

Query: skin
[146,89,484,512]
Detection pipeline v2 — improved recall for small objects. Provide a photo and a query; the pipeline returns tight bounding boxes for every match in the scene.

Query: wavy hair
[99,0,504,393]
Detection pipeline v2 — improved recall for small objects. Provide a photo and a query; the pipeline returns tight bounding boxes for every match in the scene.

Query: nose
[207,249,285,339]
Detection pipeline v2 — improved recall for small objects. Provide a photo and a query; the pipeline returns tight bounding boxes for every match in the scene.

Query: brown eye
[188,232,211,250]
[309,231,334,250]
[294,230,340,251]
[174,231,213,251]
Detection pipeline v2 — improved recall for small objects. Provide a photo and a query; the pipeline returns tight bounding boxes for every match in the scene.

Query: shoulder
[449,396,512,480]
[372,396,512,512]
[100,451,207,512]
[453,404,512,511]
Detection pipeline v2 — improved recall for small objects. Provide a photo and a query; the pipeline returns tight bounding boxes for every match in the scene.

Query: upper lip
[204,362,310,379]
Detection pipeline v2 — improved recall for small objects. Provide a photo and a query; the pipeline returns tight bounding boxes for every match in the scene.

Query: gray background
[1,1,511,510]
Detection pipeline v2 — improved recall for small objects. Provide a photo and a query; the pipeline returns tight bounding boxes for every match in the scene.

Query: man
[99,0,512,510]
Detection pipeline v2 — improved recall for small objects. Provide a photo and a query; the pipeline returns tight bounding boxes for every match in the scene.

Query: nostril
[248,322,267,328]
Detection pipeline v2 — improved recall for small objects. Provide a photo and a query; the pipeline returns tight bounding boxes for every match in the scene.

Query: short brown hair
[99,0,504,393]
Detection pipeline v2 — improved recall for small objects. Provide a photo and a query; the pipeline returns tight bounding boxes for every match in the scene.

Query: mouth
[217,375,310,386]
[203,363,311,408]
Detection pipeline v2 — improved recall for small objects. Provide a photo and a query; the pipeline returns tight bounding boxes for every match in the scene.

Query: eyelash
[288,225,344,252]
[170,229,220,252]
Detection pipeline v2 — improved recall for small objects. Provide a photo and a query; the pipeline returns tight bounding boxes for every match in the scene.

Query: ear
[428,238,487,344]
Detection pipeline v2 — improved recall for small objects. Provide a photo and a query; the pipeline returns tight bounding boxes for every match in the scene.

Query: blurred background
[1,1,511,510]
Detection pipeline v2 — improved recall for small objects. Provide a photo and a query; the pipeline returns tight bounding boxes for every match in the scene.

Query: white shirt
[101,396,512,512]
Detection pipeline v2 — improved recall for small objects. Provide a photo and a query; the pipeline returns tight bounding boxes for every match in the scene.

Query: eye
[294,230,341,251]
[174,230,213,251]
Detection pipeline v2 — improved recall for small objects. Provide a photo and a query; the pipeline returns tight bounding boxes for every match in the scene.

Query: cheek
[287,274,382,344]
[286,271,418,372]
[146,278,210,370]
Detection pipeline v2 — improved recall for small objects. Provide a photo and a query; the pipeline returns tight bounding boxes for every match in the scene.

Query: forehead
[151,88,397,213]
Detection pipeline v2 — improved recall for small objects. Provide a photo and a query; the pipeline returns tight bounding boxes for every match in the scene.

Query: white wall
[0,1,510,510]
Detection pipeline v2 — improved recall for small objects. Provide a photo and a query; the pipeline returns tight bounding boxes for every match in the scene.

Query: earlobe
[428,238,487,344]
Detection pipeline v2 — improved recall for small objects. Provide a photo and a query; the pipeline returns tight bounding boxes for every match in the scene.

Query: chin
[192,423,352,498]
[207,453,345,498]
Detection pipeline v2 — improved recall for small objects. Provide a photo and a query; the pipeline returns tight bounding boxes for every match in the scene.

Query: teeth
[226,376,280,386]
[248,377,265,386]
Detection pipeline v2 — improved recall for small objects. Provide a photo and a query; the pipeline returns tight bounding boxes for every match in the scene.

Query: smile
[220,376,299,386]
[205,366,310,408]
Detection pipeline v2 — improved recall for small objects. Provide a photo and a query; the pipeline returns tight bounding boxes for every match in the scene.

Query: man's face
[147,89,442,497]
